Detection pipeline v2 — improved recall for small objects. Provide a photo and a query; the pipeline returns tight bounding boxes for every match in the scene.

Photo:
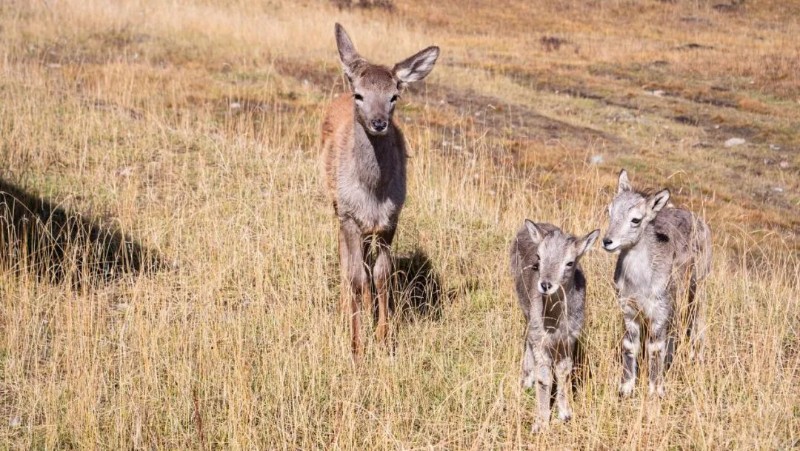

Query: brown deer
[320,24,439,358]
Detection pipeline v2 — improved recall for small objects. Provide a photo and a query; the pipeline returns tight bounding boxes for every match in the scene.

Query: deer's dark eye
[532,263,539,271]
[631,217,642,225]
[390,94,399,103]
[354,93,364,101]
[566,261,574,268]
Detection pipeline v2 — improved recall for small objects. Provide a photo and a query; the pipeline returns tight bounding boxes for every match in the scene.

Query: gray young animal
[320,24,439,358]
[602,169,712,397]
[510,220,600,432]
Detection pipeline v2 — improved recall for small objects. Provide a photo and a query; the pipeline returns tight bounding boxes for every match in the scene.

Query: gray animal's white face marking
[525,220,599,295]
[602,170,670,252]
[335,24,439,136]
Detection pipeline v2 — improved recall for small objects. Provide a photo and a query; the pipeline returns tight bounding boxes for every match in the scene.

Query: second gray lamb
[510,220,599,432]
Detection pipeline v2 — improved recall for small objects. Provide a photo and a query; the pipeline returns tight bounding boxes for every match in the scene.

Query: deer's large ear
[524,219,544,243]
[647,189,670,216]
[618,169,631,193]
[575,229,600,257]
[335,23,366,81]
[393,46,439,86]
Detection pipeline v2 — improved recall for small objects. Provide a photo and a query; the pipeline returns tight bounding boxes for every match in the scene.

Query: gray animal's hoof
[619,380,635,399]
[530,419,549,434]
[648,383,666,398]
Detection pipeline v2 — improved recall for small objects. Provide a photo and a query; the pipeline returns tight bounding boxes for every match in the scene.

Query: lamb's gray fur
[510,220,599,432]
[602,169,712,397]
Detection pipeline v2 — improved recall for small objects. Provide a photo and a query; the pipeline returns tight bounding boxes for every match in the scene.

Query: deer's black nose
[540,281,552,293]
[371,119,388,132]
[602,238,613,247]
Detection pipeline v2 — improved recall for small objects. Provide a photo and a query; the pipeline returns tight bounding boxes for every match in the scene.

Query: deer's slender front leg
[373,229,395,344]
[360,235,374,321]
[338,223,351,316]
[554,354,573,422]
[619,303,641,398]
[340,219,369,359]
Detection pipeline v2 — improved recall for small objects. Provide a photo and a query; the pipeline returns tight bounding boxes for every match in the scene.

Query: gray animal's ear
[647,189,670,214]
[393,46,439,86]
[618,169,631,193]
[335,23,366,81]
[575,229,600,257]
[524,219,544,243]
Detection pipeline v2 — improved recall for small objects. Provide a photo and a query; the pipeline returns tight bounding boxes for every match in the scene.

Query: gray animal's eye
[354,93,364,101]
[631,217,642,225]
[532,263,539,271]
[390,94,399,103]
[566,261,574,267]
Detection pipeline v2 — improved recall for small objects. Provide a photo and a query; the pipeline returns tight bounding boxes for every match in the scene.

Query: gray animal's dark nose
[371,119,388,131]
[540,281,552,292]
[603,238,613,247]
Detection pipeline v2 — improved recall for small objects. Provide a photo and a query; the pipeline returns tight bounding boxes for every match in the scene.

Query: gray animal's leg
[532,353,553,433]
[373,229,395,344]
[554,355,574,422]
[647,315,671,397]
[521,336,536,389]
[340,219,369,359]
[619,304,641,398]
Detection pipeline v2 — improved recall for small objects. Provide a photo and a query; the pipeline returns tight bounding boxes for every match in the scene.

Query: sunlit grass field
[0,0,798,448]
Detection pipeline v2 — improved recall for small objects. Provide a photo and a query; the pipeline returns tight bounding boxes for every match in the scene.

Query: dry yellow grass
[0,0,798,448]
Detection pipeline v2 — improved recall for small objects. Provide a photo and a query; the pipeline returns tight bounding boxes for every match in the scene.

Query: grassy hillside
[0,0,798,448]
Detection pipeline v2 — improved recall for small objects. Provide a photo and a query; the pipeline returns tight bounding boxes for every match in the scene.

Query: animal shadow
[389,248,445,321]
[0,177,163,287]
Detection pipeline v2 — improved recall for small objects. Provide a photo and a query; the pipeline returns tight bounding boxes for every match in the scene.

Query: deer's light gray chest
[337,128,406,234]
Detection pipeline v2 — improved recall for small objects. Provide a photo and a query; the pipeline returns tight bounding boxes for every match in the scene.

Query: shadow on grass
[390,248,445,321]
[0,177,163,288]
